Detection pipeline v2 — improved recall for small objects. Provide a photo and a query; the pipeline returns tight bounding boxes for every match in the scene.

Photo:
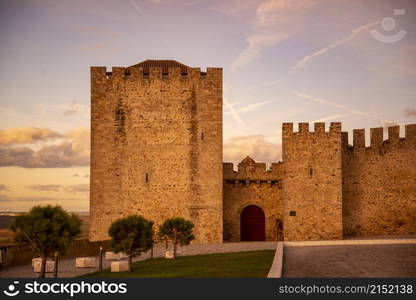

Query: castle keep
[90,60,416,243]
[90,60,223,243]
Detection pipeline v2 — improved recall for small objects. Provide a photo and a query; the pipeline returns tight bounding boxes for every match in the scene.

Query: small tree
[108,215,154,272]
[158,217,195,259]
[11,205,81,278]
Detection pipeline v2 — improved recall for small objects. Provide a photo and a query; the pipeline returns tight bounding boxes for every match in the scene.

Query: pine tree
[11,205,81,278]
[108,215,154,272]
[158,217,195,259]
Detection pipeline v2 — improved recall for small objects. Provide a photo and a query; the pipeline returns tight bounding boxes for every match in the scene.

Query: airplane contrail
[291,21,379,70]
[292,92,394,124]
[129,0,145,16]
[224,98,244,124]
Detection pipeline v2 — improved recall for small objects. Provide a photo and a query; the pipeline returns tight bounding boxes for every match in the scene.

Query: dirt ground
[283,244,416,278]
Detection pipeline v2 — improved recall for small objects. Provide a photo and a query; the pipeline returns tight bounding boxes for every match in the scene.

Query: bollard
[99,246,103,271]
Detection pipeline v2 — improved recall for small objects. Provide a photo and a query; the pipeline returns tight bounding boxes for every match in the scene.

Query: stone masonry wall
[342,124,416,237]
[223,158,284,241]
[89,58,416,244]
[282,122,343,241]
[90,61,223,243]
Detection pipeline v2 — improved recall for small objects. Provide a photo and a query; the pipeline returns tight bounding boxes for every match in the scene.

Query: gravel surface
[0,241,277,278]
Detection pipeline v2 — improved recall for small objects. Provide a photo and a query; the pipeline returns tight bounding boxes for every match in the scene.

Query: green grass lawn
[79,250,275,278]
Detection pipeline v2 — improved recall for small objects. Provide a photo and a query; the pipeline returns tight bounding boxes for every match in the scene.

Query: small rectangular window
[289,211,296,216]
[145,173,148,183]
[201,132,204,140]
[309,168,313,176]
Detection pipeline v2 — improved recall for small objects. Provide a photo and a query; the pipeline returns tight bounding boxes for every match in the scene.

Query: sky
[0,0,415,212]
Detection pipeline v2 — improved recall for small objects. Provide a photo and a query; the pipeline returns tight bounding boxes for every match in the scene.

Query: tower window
[145,173,149,183]
[309,168,313,176]
[289,211,296,216]
[201,132,204,140]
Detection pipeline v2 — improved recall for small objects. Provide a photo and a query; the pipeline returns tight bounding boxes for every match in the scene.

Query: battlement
[343,124,416,154]
[91,64,221,81]
[223,156,283,183]
[282,122,342,136]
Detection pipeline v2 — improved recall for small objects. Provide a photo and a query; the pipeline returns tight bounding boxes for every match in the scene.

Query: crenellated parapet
[223,156,283,186]
[342,124,416,155]
[91,60,221,90]
[282,122,341,136]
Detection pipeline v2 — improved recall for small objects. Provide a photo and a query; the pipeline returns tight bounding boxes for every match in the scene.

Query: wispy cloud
[64,184,90,194]
[291,21,378,71]
[224,100,271,116]
[62,101,90,117]
[0,127,90,168]
[293,92,394,124]
[231,33,290,70]
[239,100,272,112]
[129,0,145,16]
[247,77,285,91]
[75,25,120,38]
[27,183,90,193]
[210,0,260,16]
[0,184,9,192]
[404,108,416,118]
[255,0,316,28]
[35,101,90,118]
[0,195,56,203]
[0,127,62,146]
[0,195,87,203]
[145,0,171,3]
[224,135,281,163]
[224,98,244,124]
[231,0,317,69]
[28,184,61,192]
[312,114,348,123]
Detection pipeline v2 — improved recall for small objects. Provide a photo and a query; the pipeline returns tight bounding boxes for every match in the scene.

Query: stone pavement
[283,243,416,278]
[0,241,277,278]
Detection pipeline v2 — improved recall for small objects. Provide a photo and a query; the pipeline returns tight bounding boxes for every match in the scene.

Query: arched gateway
[240,205,265,241]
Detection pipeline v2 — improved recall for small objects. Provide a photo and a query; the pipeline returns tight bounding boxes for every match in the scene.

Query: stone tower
[282,122,343,240]
[89,60,223,243]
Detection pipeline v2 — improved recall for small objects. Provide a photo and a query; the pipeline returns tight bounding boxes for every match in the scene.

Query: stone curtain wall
[89,59,416,244]
[282,122,343,241]
[90,62,223,243]
[223,159,284,241]
[342,125,416,237]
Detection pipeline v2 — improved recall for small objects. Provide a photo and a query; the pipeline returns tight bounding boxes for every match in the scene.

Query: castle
[89,60,416,243]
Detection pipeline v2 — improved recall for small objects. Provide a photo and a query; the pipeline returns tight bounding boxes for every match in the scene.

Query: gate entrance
[240,205,265,241]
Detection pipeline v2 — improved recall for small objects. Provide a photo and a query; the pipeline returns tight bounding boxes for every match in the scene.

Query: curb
[283,239,416,247]
[267,242,283,278]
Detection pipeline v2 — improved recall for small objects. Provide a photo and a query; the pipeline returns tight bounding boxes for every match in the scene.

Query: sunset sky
[0,0,415,212]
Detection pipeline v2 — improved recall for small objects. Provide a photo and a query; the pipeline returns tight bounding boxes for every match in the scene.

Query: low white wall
[267,242,283,278]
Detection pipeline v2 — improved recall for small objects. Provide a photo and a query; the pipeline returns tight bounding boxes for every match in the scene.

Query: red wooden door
[240,205,265,241]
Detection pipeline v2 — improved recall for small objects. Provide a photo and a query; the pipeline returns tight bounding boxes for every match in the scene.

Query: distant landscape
[0,213,90,245]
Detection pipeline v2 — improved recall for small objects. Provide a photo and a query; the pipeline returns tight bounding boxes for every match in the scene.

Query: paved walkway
[0,241,277,278]
[283,243,416,278]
